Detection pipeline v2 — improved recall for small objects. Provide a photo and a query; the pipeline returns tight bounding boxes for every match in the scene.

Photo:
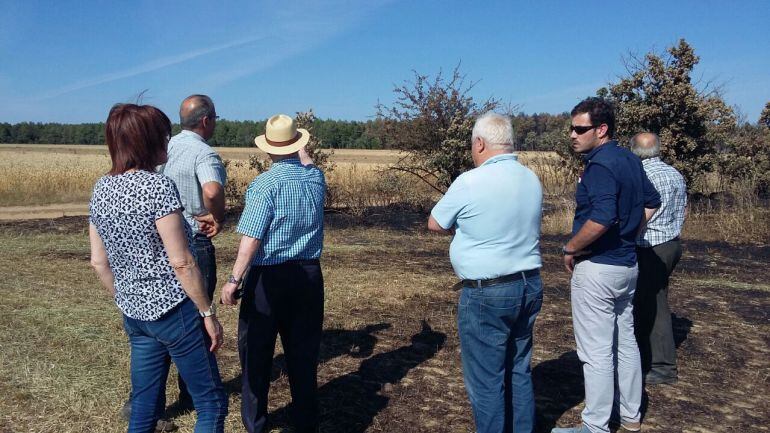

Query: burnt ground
[2,212,768,432]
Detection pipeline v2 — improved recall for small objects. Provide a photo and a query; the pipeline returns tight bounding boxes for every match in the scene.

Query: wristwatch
[562,245,578,255]
[199,303,217,318]
[228,274,242,286]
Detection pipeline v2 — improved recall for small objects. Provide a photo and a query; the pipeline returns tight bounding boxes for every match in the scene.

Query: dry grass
[1,213,768,433]
[0,151,110,206]
[2,145,767,244]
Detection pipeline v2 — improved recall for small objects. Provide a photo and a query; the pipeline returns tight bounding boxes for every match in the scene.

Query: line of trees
[0,115,570,151]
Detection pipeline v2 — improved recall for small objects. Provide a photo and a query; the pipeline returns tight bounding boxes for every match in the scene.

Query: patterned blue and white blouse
[89,170,192,321]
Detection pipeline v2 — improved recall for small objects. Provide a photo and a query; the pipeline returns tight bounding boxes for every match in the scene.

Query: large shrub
[600,39,737,190]
[373,66,499,193]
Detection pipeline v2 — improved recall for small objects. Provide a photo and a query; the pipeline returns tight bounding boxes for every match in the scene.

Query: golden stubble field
[0,144,566,218]
[0,144,768,432]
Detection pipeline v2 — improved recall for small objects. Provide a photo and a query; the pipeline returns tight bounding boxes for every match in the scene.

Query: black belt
[462,269,540,288]
[255,259,320,267]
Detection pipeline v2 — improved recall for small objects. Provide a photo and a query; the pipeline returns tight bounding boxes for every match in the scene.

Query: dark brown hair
[105,103,171,175]
[571,97,616,139]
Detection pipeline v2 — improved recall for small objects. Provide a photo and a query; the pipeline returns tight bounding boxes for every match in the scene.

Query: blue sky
[1,0,768,123]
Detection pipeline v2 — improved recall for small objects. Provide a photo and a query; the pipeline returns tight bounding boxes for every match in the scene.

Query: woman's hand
[203,316,224,352]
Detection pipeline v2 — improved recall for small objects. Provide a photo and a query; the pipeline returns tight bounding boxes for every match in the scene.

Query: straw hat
[254,114,310,155]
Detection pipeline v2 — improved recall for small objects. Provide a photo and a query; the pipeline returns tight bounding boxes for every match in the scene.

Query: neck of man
[476,149,512,167]
[269,152,299,162]
[183,127,209,141]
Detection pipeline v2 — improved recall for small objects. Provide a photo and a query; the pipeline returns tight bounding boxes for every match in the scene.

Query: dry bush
[326,165,437,216]
[519,153,576,198]
[683,177,770,244]
[542,198,575,236]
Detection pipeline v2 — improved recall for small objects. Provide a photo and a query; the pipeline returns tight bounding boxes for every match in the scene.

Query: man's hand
[564,254,576,273]
[195,213,222,238]
[220,281,240,306]
[298,146,314,166]
[203,316,224,352]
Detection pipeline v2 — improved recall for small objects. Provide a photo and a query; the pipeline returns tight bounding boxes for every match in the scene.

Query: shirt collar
[480,153,518,167]
[583,140,617,161]
[178,129,206,142]
[273,157,302,166]
[642,156,662,166]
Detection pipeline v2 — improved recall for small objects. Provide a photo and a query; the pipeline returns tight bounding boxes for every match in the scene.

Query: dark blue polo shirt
[572,141,661,266]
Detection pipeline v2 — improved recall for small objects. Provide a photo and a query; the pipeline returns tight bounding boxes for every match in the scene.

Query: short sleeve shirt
[430,154,543,280]
[89,170,192,320]
[236,158,326,265]
[572,142,661,266]
[159,130,227,235]
[637,157,687,247]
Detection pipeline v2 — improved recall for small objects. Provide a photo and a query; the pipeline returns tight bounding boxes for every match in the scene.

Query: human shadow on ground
[533,344,666,433]
[164,322,392,419]
[269,320,447,433]
[533,350,584,433]
[218,322,393,397]
[672,314,693,348]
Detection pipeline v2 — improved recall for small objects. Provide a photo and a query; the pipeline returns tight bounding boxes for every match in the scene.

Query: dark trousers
[633,239,682,379]
[178,234,218,403]
[238,260,324,433]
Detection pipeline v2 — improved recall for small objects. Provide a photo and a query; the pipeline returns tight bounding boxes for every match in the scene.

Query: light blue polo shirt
[430,153,542,280]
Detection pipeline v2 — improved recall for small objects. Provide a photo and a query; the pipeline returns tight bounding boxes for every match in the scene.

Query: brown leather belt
[462,269,540,288]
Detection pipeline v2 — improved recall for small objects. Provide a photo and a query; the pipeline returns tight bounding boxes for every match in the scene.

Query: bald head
[180,95,215,130]
[630,132,661,160]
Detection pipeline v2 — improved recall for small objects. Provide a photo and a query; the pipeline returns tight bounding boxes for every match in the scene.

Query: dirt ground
[0,211,767,432]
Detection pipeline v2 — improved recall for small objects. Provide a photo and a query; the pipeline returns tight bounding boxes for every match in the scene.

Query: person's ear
[596,123,609,139]
[474,137,485,154]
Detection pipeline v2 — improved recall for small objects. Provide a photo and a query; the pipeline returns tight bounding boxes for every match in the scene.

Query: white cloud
[32,0,393,101]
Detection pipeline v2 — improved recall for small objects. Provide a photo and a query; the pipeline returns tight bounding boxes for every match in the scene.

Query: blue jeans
[458,271,543,433]
[123,298,228,433]
[177,234,218,403]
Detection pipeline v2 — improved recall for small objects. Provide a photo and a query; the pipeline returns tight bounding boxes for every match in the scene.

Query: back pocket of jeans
[479,297,521,346]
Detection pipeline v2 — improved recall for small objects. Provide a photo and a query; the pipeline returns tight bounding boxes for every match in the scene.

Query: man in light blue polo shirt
[429,111,543,433]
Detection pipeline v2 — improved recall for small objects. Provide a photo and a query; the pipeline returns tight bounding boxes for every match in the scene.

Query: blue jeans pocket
[479,295,521,346]
[151,300,191,346]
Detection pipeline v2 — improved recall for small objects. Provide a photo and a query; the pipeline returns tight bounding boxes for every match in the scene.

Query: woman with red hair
[89,103,228,433]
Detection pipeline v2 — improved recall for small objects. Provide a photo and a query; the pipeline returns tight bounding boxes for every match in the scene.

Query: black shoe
[645,372,677,385]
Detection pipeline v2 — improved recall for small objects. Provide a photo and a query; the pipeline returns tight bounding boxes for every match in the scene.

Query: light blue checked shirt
[237,158,325,265]
[637,157,687,247]
[158,130,227,235]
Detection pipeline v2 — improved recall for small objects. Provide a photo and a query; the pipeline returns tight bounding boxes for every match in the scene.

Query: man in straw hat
[220,114,326,433]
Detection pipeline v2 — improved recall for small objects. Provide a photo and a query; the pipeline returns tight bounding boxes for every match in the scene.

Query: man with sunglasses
[553,98,660,433]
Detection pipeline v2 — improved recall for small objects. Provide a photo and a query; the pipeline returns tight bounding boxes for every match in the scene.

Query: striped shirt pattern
[637,157,687,247]
[237,158,326,265]
[158,130,227,235]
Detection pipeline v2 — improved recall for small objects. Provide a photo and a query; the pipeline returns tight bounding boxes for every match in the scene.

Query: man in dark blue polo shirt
[552,98,661,433]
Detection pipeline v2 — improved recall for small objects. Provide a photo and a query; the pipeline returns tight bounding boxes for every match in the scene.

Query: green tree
[760,102,770,129]
[600,39,736,189]
[374,66,499,193]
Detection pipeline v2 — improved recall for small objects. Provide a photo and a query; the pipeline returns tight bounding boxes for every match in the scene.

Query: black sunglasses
[569,125,596,135]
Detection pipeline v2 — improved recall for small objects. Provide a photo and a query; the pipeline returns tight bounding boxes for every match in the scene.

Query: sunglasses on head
[569,125,597,135]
